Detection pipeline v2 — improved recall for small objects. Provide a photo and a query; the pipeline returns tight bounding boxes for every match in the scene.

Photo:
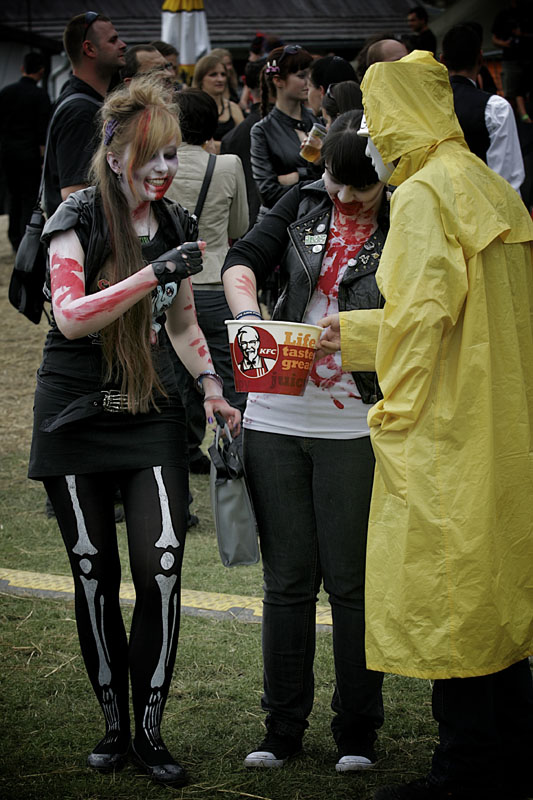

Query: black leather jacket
[250,106,323,210]
[223,179,388,404]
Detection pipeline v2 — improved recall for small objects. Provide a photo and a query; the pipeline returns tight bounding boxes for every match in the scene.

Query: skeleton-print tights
[45,466,188,762]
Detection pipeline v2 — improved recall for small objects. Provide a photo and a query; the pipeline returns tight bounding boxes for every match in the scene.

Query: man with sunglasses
[44,12,126,216]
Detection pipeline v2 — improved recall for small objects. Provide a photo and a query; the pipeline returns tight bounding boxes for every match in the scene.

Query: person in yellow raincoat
[317,50,533,800]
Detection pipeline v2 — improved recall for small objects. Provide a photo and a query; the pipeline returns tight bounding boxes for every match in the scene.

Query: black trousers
[430,658,533,795]
[2,158,41,250]
[244,429,384,749]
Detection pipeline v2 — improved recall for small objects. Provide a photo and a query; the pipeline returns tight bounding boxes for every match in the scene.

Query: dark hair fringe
[320,110,378,189]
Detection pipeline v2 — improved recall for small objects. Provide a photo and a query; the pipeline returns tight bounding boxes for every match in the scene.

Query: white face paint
[107,141,179,207]
[358,114,396,184]
[365,137,395,184]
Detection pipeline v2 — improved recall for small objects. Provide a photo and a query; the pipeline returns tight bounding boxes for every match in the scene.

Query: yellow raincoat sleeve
[367,178,468,498]
[339,309,383,371]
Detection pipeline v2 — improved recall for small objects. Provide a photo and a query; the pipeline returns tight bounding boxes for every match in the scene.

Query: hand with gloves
[151,241,205,285]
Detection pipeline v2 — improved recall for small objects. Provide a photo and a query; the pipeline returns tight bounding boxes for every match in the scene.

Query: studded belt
[101,389,129,413]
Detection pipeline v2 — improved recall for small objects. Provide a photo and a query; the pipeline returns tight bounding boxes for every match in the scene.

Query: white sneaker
[243,749,287,768]
[336,754,375,772]
[243,733,302,768]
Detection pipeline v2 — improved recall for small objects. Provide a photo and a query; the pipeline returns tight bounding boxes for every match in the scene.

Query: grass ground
[0,216,437,800]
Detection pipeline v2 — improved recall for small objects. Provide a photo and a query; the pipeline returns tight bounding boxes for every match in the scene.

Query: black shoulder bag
[193,153,216,223]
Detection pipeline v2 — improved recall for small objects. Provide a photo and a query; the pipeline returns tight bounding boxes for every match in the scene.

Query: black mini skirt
[28,375,187,479]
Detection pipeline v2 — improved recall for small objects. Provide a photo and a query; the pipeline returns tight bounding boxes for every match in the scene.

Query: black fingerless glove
[151,241,204,286]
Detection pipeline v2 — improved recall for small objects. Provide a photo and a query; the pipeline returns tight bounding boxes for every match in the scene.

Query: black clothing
[44,76,103,217]
[449,75,491,163]
[0,76,50,160]
[221,102,262,229]
[250,105,322,209]
[492,6,533,62]
[430,659,533,796]
[29,187,197,478]
[412,27,437,55]
[214,101,236,141]
[45,463,188,764]
[223,179,387,404]
[33,180,197,769]
[0,76,50,248]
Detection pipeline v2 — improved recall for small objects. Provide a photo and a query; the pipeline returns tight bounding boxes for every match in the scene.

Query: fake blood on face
[143,175,173,201]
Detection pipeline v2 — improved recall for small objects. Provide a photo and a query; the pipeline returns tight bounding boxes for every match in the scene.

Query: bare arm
[61,184,89,201]
[222,265,261,318]
[230,100,245,126]
[165,279,241,432]
[50,229,158,340]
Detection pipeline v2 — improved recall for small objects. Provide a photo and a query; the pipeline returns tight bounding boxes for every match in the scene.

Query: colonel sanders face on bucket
[236,326,276,377]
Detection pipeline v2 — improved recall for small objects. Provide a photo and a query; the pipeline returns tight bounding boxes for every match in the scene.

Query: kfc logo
[235,325,279,378]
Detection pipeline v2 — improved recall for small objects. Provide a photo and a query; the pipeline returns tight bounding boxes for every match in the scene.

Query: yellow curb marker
[0,567,333,626]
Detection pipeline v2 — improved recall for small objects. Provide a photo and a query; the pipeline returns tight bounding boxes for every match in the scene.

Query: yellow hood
[361,50,466,186]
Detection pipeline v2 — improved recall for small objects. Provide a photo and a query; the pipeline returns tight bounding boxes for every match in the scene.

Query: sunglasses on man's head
[83,11,100,38]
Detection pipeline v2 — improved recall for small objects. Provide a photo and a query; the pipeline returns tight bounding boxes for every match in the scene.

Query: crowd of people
[1,4,533,800]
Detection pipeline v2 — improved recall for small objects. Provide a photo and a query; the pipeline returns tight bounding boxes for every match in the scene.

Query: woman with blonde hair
[28,76,240,786]
[209,47,240,102]
[193,52,244,151]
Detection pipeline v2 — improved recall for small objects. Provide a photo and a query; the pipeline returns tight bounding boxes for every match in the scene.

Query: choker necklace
[138,206,151,245]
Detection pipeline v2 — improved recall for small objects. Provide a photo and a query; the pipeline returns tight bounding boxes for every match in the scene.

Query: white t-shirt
[244,207,378,439]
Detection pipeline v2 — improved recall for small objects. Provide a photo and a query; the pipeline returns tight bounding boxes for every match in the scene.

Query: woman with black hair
[250,44,322,212]
[223,111,387,773]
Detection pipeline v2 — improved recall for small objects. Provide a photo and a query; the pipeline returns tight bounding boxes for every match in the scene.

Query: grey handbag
[208,419,259,567]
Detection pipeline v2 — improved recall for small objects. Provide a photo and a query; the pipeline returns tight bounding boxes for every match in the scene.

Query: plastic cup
[300,123,327,163]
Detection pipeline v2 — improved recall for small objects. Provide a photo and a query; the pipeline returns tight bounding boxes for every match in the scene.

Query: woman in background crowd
[193,53,244,152]
[210,47,240,103]
[250,44,322,212]
[167,88,248,468]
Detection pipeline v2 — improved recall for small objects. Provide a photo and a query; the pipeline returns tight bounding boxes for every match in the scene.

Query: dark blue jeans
[430,658,533,795]
[243,429,384,749]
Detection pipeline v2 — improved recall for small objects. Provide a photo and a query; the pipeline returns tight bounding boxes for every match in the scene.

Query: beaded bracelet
[203,395,224,402]
[195,370,224,393]
[235,309,263,320]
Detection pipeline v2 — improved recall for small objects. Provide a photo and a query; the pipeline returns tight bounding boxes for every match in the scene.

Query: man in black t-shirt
[44,13,126,216]
[406,5,437,55]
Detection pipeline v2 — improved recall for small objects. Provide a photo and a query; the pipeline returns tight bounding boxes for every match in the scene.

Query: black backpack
[8,93,101,324]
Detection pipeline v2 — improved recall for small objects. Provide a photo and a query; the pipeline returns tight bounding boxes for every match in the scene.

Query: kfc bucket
[225,319,322,396]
